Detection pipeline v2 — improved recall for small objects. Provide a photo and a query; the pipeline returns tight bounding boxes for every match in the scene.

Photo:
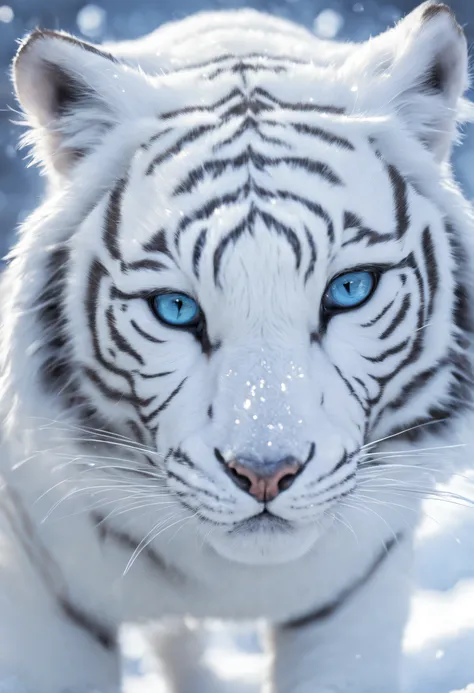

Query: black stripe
[131,320,166,344]
[361,299,395,328]
[60,597,115,650]
[219,98,273,120]
[143,229,172,256]
[284,532,403,628]
[85,261,159,425]
[36,246,71,394]
[168,52,309,75]
[146,124,216,176]
[212,204,302,286]
[363,338,410,363]
[35,248,119,435]
[139,370,175,379]
[122,259,168,273]
[304,226,317,284]
[207,62,288,80]
[306,451,354,487]
[106,307,144,365]
[368,259,427,412]
[173,148,342,197]
[379,295,411,339]
[175,185,247,249]
[253,86,345,114]
[160,88,243,119]
[290,122,355,150]
[167,470,226,504]
[213,115,290,152]
[103,178,127,261]
[171,448,198,470]
[380,359,450,415]
[298,471,356,502]
[127,419,147,445]
[342,164,410,249]
[258,209,302,269]
[421,226,438,320]
[140,128,172,151]
[141,378,187,425]
[213,216,250,286]
[252,184,335,244]
[387,164,410,240]
[334,366,367,412]
[343,211,361,230]
[110,286,156,301]
[192,228,208,279]
[82,366,153,408]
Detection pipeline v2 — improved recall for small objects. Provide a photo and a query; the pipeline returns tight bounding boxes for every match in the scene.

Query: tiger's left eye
[151,292,200,327]
[324,271,376,311]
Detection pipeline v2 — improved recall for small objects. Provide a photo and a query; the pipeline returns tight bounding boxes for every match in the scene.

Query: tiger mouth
[227,509,293,535]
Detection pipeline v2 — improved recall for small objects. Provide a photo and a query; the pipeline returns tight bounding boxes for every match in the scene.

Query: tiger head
[6,2,473,565]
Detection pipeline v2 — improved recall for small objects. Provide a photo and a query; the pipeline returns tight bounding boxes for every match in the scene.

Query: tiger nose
[227,456,302,502]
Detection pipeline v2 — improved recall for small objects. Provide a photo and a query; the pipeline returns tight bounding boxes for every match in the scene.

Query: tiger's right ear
[13,29,150,177]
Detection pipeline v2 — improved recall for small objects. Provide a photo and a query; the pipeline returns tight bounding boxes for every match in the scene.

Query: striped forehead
[98,65,426,294]
[111,144,408,277]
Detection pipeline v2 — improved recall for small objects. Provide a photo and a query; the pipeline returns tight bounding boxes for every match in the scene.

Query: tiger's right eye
[151,292,201,327]
[323,271,377,312]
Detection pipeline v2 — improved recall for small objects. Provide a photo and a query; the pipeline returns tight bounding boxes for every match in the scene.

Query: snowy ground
[2,0,474,691]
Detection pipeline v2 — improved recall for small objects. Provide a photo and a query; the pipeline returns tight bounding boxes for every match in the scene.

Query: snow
[313,9,344,38]
[1,0,474,691]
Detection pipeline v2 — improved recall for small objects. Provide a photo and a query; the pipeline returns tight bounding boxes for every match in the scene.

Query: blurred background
[1,0,474,262]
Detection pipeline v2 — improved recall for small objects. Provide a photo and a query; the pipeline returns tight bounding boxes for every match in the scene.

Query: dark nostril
[278,472,298,492]
[226,465,253,494]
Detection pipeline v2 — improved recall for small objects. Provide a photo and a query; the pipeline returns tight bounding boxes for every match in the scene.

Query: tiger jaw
[164,437,358,565]
[200,508,335,566]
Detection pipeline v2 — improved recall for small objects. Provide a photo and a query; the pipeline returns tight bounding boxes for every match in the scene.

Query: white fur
[1,3,474,692]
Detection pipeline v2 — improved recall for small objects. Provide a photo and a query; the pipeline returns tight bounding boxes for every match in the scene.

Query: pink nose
[227,457,302,502]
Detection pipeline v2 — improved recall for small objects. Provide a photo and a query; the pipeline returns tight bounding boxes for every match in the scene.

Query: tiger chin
[0,2,473,692]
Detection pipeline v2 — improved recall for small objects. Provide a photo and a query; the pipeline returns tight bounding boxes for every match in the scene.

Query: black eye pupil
[343,281,351,294]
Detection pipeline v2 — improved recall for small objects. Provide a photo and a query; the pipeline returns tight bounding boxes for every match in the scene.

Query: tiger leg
[0,497,121,693]
[151,620,226,693]
[267,534,412,693]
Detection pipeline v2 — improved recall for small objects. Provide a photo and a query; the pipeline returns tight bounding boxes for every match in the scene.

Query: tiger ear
[12,30,148,177]
[351,2,470,162]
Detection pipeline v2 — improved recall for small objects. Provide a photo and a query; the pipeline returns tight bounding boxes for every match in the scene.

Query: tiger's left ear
[351,2,470,162]
[12,29,151,177]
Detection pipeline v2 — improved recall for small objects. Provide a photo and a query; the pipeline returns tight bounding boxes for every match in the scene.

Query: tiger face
[8,2,473,565]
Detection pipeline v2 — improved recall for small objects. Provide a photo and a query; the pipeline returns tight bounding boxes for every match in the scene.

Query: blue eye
[152,292,200,327]
[325,271,376,311]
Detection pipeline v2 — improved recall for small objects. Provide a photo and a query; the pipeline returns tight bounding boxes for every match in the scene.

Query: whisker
[123,511,195,575]
[362,419,449,450]
[360,443,466,458]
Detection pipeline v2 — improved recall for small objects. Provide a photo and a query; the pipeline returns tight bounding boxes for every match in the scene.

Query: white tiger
[1,2,473,692]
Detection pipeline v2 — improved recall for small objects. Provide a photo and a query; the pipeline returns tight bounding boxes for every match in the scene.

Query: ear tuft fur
[420,2,459,25]
[12,29,147,179]
[346,2,470,162]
